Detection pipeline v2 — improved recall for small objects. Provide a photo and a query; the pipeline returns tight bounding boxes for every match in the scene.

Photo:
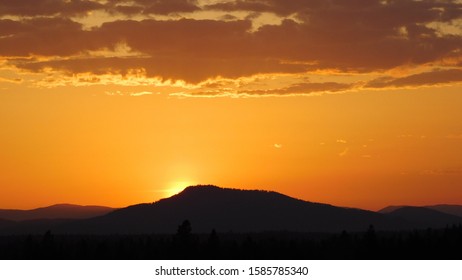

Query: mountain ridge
[382,206,462,228]
[378,204,462,217]
[0,204,116,221]
[1,185,461,235]
[49,185,412,234]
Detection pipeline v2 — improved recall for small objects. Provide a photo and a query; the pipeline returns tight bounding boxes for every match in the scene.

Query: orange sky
[1,0,462,210]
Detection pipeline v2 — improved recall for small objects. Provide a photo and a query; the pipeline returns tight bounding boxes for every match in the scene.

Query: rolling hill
[379,205,462,217]
[49,185,411,234]
[2,186,461,235]
[379,206,462,228]
[0,204,116,221]
[426,205,462,217]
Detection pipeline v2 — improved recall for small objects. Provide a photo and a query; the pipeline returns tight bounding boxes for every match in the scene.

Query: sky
[1,0,462,210]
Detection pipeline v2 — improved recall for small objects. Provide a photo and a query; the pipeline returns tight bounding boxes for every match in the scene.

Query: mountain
[3,186,460,235]
[381,206,462,228]
[379,205,462,217]
[426,205,462,217]
[47,185,412,235]
[378,206,405,214]
[0,204,116,221]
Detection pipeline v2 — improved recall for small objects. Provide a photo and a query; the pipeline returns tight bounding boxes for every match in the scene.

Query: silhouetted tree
[3,225,462,259]
[367,224,376,236]
[174,219,194,257]
[362,225,377,258]
[177,220,192,237]
[24,235,39,259]
[206,229,220,257]
[208,229,219,244]
[41,230,55,259]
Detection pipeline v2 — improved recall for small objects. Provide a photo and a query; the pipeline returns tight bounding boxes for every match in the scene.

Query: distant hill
[379,205,462,217]
[44,185,413,234]
[0,204,116,221]
[382,206,462,228]
[3,186,461,235]
[378,206,404,214]
[426,205,462,217]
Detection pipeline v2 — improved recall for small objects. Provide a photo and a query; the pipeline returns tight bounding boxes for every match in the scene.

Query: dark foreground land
[1,225,461,260]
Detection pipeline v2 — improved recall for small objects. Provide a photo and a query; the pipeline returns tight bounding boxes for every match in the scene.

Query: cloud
[238,82,355,96]
[0,18,96,57]
[0,0,200,17]
[105,90,159,97]
[366,69,462,88]
[140,0,200,15]
[105,90,156,97]
[129,91,155,97]
[207,0,462,71]
[0,0,103,17]
[0,76,22,83]
[167,78,357,97]
[273,143,282,148]
[336,139,347,144]
[105,0,200,15]
[339,148,349,157]
[1,0,462,94]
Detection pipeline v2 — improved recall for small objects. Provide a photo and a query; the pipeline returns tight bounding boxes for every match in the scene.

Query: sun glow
[164,181,194,198]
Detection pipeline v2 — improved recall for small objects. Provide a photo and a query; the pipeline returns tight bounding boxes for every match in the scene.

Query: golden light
[163,181,194,198]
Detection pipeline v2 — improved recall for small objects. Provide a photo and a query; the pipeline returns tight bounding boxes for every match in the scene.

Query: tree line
[0,221,461,259]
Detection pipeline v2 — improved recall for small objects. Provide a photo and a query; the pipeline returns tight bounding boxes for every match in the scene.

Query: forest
[1,221,461,260]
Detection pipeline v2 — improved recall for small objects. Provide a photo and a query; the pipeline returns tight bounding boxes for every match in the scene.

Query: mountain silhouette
[378,206,403,214]
[0,204,115,221]
[2,186,461,235]
[425,205,462,217]
[381,206,462,228]
[379,204,462,217]
[43,185,413,234]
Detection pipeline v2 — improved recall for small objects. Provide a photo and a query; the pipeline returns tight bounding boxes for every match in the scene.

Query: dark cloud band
[1,0,461,91]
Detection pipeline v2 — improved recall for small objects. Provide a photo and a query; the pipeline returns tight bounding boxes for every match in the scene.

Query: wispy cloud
[366,69,462,89]
[129,91,155,97]
[339,148,349,157]
[0,76,22,83]
[397,134,427,139]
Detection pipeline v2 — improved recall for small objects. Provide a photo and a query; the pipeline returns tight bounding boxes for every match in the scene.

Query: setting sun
[163,181,194,198]
[0,0,461,211]
[1,0,462,268]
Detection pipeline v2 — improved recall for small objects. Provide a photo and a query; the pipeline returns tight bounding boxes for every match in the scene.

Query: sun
[164,181,194,197]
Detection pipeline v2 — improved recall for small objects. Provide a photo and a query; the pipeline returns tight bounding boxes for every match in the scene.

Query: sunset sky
[1,0,462,210]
